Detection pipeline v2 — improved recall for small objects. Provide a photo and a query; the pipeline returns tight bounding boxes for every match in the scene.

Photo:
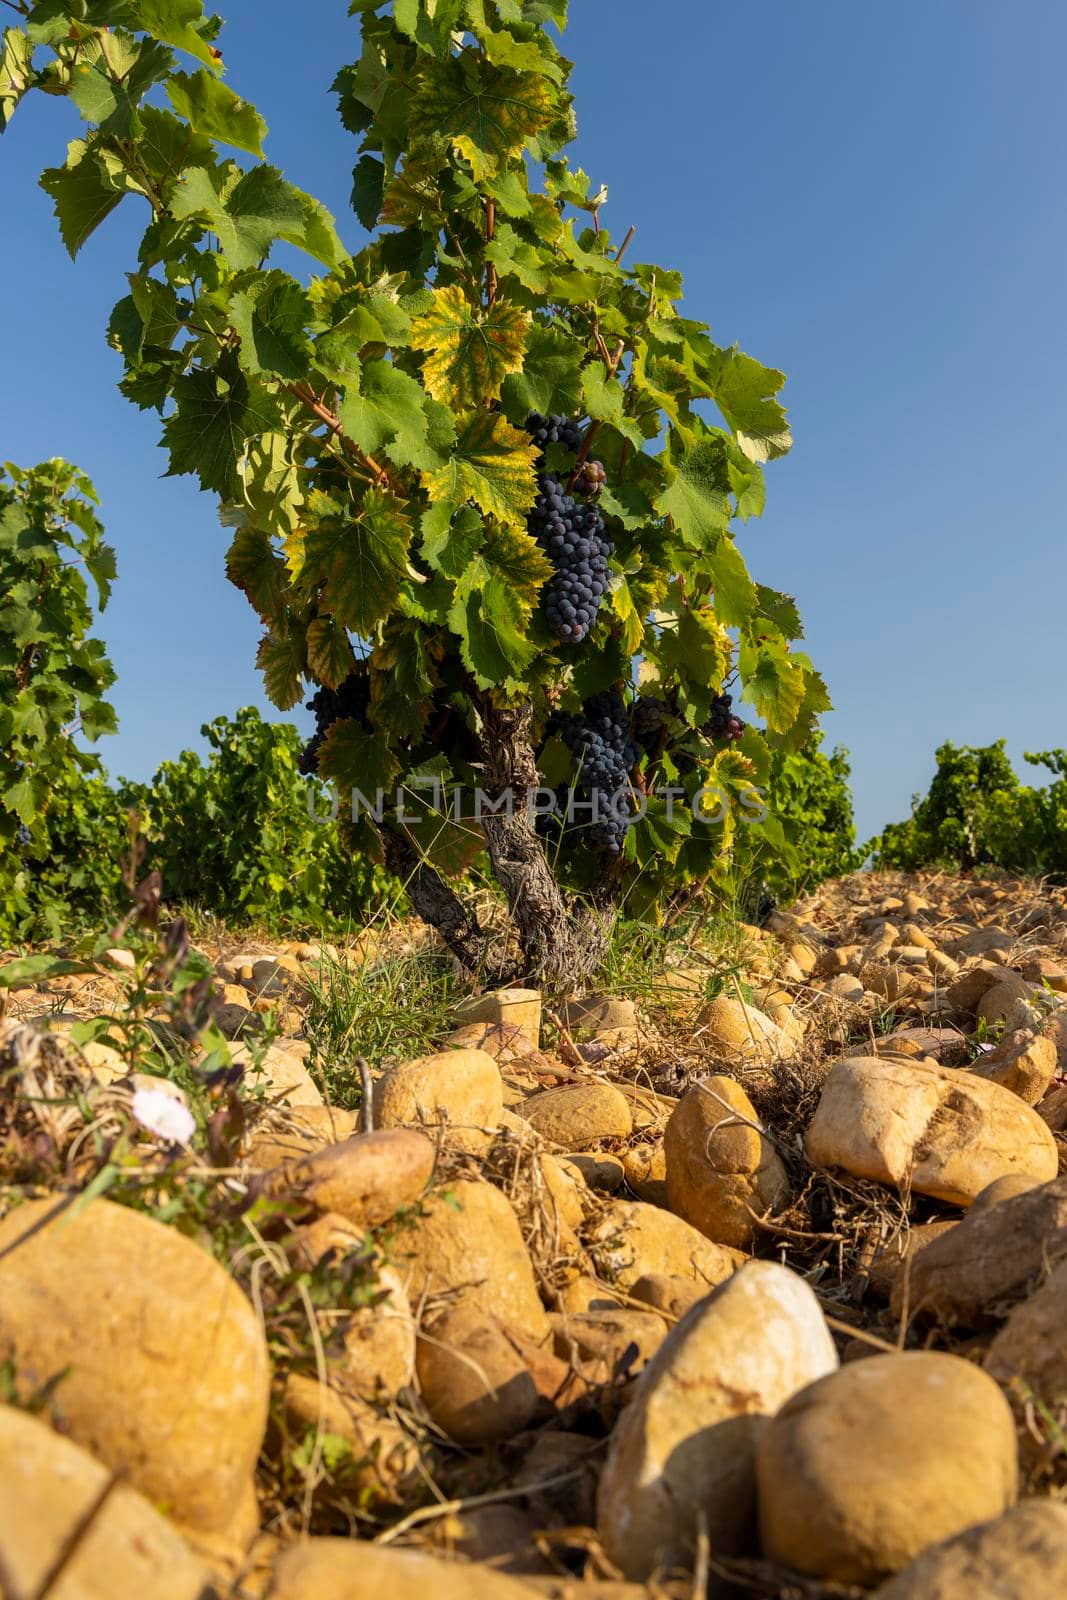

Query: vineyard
[1,3,1066,1598]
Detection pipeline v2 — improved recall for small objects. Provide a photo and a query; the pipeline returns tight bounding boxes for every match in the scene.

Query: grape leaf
[166,68,267,156]
[655,436,731,548]
[306,615,356,689]
[302,487,413,635]
[420,503,485,580]
[501,323,584,420]
[370,619,435,740]
[0,27,33,133]
[225,526,288,620]
[339,358,449,471]
[39,139,127,257]
[421,409,539,534]
[132,1,223,71]
[161,353,281,498]
[229,270,312,378]
[351,153,385,230]
[706,535,757,628]
[754,585,803,641]
[738,637,807,732]
[171,161,346,271]
[485,222,552,295]
[707,349,792,463]
[410,285,529,407]
[256,624,305,710]
[317,720,398,796]
[409,55,555,179]
[448,573,538,688]
[581,364,644,448]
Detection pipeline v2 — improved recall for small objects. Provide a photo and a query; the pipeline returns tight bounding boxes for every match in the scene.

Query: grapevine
[4,0,831,980]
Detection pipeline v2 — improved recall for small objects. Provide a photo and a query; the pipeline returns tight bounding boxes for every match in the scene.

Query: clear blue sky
[2,1,1065,842]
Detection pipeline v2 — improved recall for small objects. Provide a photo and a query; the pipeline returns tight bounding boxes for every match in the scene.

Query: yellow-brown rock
[585,1198,745,1292]
[519,1082,633,1146]
[375,1048,503,1154]
[664,1075,790,1249]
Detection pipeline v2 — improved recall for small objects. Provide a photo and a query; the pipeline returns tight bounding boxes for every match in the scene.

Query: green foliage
[725,735,859,909]
[872,741,1067,880]
[9,708,396,941]
[0,458,118,937]
[7,0,830,934]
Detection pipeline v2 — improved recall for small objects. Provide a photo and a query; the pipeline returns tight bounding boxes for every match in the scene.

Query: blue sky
[2,0,1065,842]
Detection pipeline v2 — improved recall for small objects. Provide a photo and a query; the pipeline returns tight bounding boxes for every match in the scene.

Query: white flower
[131,1085,196,1145]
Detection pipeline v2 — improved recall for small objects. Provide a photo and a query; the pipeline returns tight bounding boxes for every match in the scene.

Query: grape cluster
[705,692,746,743]
[631,696,667,749]
[525,412,584,456]
[16,823,31,850]
[298,671,370,776]
[555,691,641,854]
[529,474,614,643]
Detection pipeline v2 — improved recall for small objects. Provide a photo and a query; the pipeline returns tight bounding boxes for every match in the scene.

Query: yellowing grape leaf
[410,285,529,407]
[421,410,539,534]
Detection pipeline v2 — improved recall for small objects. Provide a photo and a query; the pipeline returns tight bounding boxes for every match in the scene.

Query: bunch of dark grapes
[16,823,31,850]
[631,696,667,750]
[298,671,370,775]
[554,690,641,854]
[704,692,746,743]
[525,412,584,457]
[529,474,614,643]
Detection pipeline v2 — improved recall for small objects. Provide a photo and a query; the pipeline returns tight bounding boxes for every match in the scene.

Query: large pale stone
[0,1404,209,1600]
[894,1175,1067,1325]
[596,1261,838,1580]
[245,1105,359,1169]
[454,988,542,1045]
[375,1048,503,1154]
[967,1029,1057,1104]
[805,1056,1058,1204]
[871,1501,1067,1599]
[0,1198,269,1548]
[519,1082,633,1146]
[417,1307,540,1444]
[585,1199,744,1292]
[392,1179,551,1341]
[985,1257,1067,1419]
[664,1075,790,1249]
[757,1352,1018,1585]
[560,995,639,1033]
[229,1039,323,1108]
[695,994,793,1063]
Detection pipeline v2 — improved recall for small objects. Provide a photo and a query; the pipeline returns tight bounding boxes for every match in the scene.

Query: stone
[0,1404,209,1600]
[945,962,1013,1015]
[375,1048,503,1154]
[984,1257,1067,1420]
[826,972,866,1002]
[757,1352,1018,1586]
[519,1082,633,1146]
[254,1128,435,1226]
[596,1261,838,1580]
[967,1029,1057,1104]
[230,1040,324,1108]
[552,1307,668,1380]
[630,1273,708,1322]
[858,960,920,1001]
[428,1505,554,1576]
[865,1221,958,1298]
[621,1141,667,1205]
[696,994,793,1063]
[250,954,307,997]
[454,987,542,1045]
[877,1026,970,1064]
[585,1199,745,1292]
[1021,956,1067,992]
[562,1151,625,1191]
[978,976,1038,1027]
[927,949,960,980]
[392,1179,551,1341]
[804,1056,1058,1205]
[281,1374,420,1506]
[0,1198,269,1549]
[664,1075,791,1249]
[416,1308,540,1444]
[268,1540,540,1600]
[895,1175,1067,1325]
[871,1501,1067,1600]
[560,995,639,1033]
[948,927,1013,959]
[1037,1084,1067,1131]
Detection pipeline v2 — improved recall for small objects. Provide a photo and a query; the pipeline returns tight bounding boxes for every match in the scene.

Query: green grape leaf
[501,323,584,420]
[133,1,223,71]
[420,503,485,580]
[754,584,803,641]
[302,487,413,636]
[370,619,435,741]
[410,285,529,407]
[229,270,312,379]
[171,162,346,271]
[707,349,792,462]
[485,223,552,295]
[317,720,398,796]
[39,139,128,258]
[706,535,757,628]
[581,364,644,448]
[166,68,267,156]
[351,152,385,230]
[2,771,51,826]
[448,572,538,689]
[256,624,305,710]
[738,637,807,733]
[339,358,449,472]
[306,615,356,689]
[656,601,730,706]
[482,168,532,218]
[0,27,34,133]
[161,353,281,498]
[409,55,556,179]
[225,526,289,620]
[655,436,731,548]
[608,576,649,656]
[421,409,539,534]
[769,662,833,750]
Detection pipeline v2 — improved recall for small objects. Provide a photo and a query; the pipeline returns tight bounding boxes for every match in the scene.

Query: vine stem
[485,199,498,309]
[614,223,636,263]
[285,382,389,487]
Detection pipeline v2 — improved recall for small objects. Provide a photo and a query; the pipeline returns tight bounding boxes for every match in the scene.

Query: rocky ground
[2,870,1067,1598]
